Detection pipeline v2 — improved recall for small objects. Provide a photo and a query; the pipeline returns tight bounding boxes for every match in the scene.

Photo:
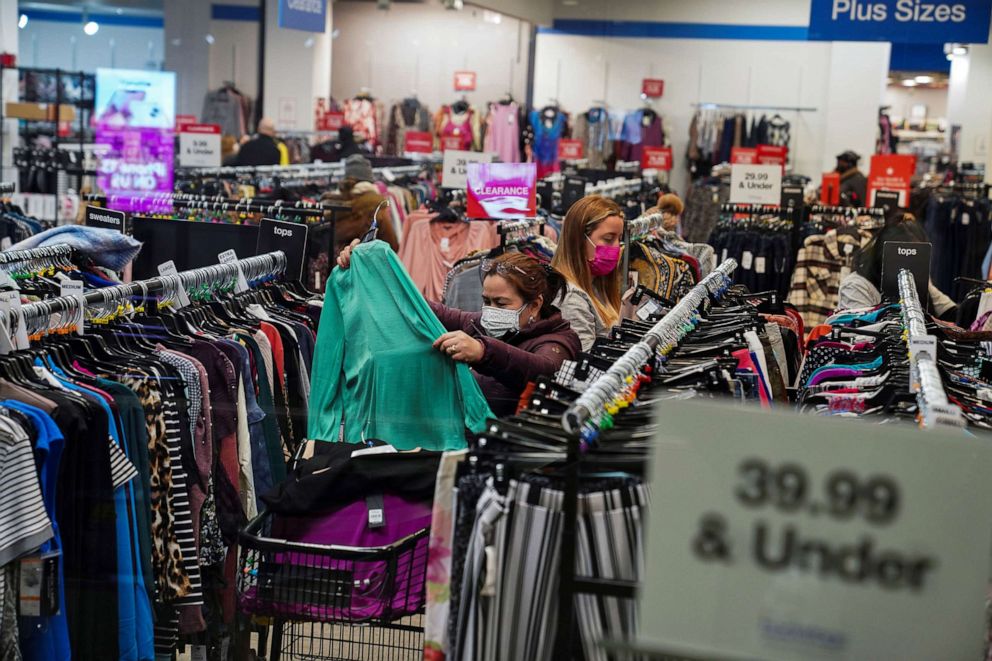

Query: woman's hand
[336,238,362,269]
[433,330,485,364]
[620,286,637,320]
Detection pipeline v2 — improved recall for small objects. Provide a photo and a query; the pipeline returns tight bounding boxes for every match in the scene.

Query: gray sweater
[838,272,955,316]
[556,282,609,351]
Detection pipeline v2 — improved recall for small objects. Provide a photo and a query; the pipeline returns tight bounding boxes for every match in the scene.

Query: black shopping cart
[237,511,430,661]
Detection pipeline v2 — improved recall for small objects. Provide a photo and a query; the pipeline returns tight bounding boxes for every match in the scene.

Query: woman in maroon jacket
[337,243,581,416]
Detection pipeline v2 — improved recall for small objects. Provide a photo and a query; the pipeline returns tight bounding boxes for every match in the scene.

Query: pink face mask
[586,235,621,277]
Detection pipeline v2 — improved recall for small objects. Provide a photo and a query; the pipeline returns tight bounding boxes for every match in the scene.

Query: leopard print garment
[121,375,192,601]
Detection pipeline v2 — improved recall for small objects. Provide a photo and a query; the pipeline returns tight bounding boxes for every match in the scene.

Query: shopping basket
[237,505,430,661]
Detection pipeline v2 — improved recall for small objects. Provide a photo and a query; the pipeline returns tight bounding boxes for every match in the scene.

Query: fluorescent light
[915,75,934,84]
[205,33,215,44]
[17,14,27,29]
[902,79,917,87]
[953,45,968,55]
[83,20,99,36]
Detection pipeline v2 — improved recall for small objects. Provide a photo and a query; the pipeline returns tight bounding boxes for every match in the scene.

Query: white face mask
[480,304,525,338]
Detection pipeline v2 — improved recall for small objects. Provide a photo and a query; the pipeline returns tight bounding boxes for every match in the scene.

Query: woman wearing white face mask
[337,243,581,416]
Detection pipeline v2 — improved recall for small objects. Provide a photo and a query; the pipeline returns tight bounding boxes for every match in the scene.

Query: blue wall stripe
[22,9,163,28]
[211,4,261,21]
[541,19,810,41]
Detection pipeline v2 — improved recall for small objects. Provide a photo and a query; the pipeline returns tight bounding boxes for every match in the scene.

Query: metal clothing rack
[0,244,74,270]
[497,217,546,247]
[11,250,287,335]
[691,102,818,113]
[809,204,884,217]
[897,268,965,429]
[621,212,664,281]
[553,259,738,660]
[720,202,781,216]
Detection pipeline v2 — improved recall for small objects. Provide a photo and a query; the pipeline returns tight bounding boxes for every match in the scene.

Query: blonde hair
[550,195,625,328]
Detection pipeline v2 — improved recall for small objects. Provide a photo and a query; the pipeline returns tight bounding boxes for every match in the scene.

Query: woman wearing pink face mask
[551,195,626,350]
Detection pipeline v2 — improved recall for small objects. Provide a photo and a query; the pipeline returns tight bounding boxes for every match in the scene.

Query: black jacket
[839,169,868,206]
[236,134,281,166]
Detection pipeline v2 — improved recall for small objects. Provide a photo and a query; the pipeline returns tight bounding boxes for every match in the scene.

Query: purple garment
[808,367,862,387]
[239,495,431,622]
[618,109,663,162]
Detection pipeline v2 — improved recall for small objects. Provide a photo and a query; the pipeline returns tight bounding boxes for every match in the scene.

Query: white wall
[534,32,889,194]
[883,85,949,122]
[332,2,530,115]
[552,0,811,25]
[20,20,163,71]
[948,41,992,173]
[208,0,261,102]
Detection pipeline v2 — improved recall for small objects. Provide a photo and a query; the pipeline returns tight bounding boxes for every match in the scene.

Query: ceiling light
[116,8,123,14]
[915,75,934,84]
[953,45,968,55]
[331,28,340,39]
[442,0,464,9]
[902,78,917,87]
[304,37,315,48]
[205,33,215,44]
[17,14,27,29]
[83,20,99,36]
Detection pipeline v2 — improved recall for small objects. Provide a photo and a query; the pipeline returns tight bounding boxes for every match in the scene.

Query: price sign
[441,149,495,190]
[178,123,221,168]
[637,401,992,661]
[821,171,841,205]
[730,164,782,205]
[256,218,309,282]
[324,111,344,131]
[868,154,916,207]
[641,78,665,98]
[641,146,673,171]
[84,205,127,233]
[440,135,464,152]
[403,130,434,154]
[731,147,758,165]
[59,279,84,335]
[558,139,584,161]
[873,189,901,215]
[453,71,477,91]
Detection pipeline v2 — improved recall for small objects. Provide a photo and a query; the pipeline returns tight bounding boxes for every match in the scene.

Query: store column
[262,0,333,133]
[0,0,18,184]
[164,0,212,118]
[946,40,992,180]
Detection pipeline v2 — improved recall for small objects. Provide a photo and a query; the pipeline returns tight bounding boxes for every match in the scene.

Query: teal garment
[308,240,492,450]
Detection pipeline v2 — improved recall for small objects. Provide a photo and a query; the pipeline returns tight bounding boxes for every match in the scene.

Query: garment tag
[366,493,385,529]
[219,637,230,660]
[754,256,766,274]
[741,251,753,270]
[637,299,662,321]
[0,237,11,250]
[1,290,30,350]
[19,551,60,617]
[60,279,85,335]
[54,271,70,283]
[381,168,396,183]
[157,260,192,308]
[190,645,207,661]
[844,243,854,255]
[962,212,970,226]
[218,249,250,293]
[721,248,728,262]
[440,237,450,252]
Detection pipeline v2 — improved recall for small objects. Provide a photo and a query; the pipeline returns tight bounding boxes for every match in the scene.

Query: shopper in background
[235,117,289,166]
[321,154,398,257]
[838,211,956,319]
[221,134,239,166]
[835,150,867,207]
[336,246,580,415]
[311,126,364,162]
[551,195,626,350]
[657,192,685,234]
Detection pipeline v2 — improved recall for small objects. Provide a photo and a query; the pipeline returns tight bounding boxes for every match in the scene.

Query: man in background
[235,117,288,166]
[836,150,867,207]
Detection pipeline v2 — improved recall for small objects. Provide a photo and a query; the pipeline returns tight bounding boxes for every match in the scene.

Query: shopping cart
[238,510,430,661]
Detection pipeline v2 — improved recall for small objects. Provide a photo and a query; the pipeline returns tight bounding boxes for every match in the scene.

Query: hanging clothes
[309,240,493,451]
[483,101,521,163]
[527,109,567,179]
[787,228,872,329]
[435,105,482,152]
[344,96,385,151]
[573,107,613,169]
[385,97,432,156]
[617,108,664,163]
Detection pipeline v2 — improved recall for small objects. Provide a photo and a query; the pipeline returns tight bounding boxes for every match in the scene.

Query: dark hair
[854,210,929,286]
[485,252,566,317]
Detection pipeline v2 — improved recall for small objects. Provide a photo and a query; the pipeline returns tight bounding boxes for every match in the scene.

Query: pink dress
[483,102,520,163]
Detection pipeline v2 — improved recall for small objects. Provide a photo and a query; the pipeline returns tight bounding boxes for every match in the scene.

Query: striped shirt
[0,421,53,566]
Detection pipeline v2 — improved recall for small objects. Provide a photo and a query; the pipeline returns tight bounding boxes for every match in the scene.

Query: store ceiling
[18,0,163,17]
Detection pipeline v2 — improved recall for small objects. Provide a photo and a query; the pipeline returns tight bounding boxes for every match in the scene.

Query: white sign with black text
[636,402,992,660]
[442,149,495,190]
[730,163,782,205]
[179,124,222,168]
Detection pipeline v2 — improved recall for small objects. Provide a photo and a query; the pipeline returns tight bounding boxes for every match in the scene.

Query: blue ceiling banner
[278,0,327,32]
[809,0,992,44]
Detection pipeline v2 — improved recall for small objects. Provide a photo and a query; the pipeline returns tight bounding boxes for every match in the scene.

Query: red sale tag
[641,79,665,98]
[821,172,841,205]
[441,135,463,151]
[641,146,673,171]
[867,154,916,207]
[324,111,344,131]
[175,115,197,132]
[558,139,584,161]
[731,147,758,165]
[454,71,477,92]
[756,144,788,166]
[404,131,433,154]
[181,123,220,134]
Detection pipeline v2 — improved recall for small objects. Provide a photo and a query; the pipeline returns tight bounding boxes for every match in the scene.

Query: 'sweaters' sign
[84,205,127,233]
[809,0,991,43]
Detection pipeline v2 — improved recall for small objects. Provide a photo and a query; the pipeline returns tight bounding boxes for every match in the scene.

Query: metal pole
[255,0,267,130]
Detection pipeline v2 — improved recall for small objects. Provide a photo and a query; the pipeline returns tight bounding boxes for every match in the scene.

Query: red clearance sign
[731,147,758,165]
[175,114,197,132]
[404,131,433,154]
[641,79,665,98]
[181,123,220,134]
[821,172,841,205]
[440,135,463,151]
[641,146,673,171]
[756,144,788,167]
[454,71,477,92]
[867,154,917,207]
[558,139,584,161]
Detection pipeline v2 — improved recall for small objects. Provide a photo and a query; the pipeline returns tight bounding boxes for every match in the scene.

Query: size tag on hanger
[741,251,753,271]
[0,313,14,356]
[60,280,85,336]
[190,645,207,661]
[157,260,191,308]
[0,290,30,350]
[637,299,663,321]
[754,257,766,274]
[0,271,18,291]
[218,250,250,293]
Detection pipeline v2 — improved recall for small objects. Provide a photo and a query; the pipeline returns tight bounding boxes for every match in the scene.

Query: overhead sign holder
[630,401,992,661]
[808,0,991,43]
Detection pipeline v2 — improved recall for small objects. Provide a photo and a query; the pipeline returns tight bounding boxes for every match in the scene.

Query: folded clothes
[8,225,143,271]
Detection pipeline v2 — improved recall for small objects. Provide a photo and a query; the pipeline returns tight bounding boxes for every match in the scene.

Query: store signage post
[808,0,991,43]
[466,162,536,219]
[730,164,782,205]
[634,402,992,660]
[84,205,127,233]
[256,218,309,282]
[278,0,327,32]
[881,241,931,303]
[178,123,221,168]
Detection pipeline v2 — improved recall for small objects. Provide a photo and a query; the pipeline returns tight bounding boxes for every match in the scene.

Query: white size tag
[440,237,450,252]
[381,167,396,183]
[721,248,728,263]
[844,243,855,255]
[0,271,17,290]
[218,249,249,293]
[961,212,970,226]
[1,238,11,250]
[60,279,85,335]
[754,257,766,274]
[3,290,30,350]
[741,251,753,270]
[157,260,192,308]
[637,299,662,321]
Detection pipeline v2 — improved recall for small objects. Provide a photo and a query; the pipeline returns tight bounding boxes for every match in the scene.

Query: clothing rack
[585,176,643,198]
[0,244,73,268]
[692,102,818,113]
[897,268,965,429]
[809,204,885,217]
[553,258,738,660]
[496,217,545,247]
[622,211,664,279]
[179,161,438,179]
[84,192,351,217]
[720,202,781,216]
[0,182,14,195]
[11,250,287,334]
